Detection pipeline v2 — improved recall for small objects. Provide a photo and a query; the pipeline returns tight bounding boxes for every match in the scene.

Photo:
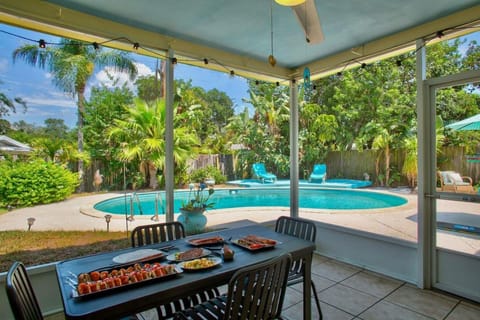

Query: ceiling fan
[275,0,324,44]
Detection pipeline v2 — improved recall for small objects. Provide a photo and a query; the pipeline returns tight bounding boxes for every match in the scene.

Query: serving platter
[112,249,164,264]
[231,235,279,251]
[186,236,224,246]
[177,257,222,271]
[71,261,182,299]
[166,248,211,262]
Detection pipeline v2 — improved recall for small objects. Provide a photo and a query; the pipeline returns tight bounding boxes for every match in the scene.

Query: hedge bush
[188,165,227,184]
[0,160,79,207]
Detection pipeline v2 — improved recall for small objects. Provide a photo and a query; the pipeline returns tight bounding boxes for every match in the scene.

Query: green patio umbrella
[445,114,480,131]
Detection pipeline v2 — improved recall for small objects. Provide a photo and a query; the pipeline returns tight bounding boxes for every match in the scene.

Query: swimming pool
[94,188,407,215]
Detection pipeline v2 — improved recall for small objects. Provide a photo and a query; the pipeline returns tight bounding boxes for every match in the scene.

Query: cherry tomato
[77,282,90,295]
[90,271,100,281]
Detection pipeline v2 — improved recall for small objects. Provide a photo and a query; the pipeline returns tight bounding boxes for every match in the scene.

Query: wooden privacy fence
[438,146,480,184]
[79,146,478,192]
[326,146,479,186]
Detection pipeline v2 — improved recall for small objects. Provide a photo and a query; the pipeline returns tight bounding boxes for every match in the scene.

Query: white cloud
[0,58,8,73]
[94,62,154,91]
[24,94,76,109]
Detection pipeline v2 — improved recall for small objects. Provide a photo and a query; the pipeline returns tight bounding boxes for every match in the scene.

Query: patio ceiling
[0,0,479,82]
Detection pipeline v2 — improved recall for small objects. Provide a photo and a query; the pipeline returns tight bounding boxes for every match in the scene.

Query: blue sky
[0,23,251,128]
[1,23,479,129]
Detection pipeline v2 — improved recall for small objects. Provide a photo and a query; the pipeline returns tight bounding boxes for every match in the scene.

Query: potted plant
[177,182,215,234]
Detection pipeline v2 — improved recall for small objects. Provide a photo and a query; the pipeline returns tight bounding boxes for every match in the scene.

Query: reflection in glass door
[430,75,480,302]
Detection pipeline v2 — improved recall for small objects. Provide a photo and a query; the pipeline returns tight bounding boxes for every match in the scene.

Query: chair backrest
[6,261,44,320]
[313,164,326,175]
[275,216,316,280]
[252,163,267,175]
[224,254,292,320]
[131,222,185,247]
[275,216,317,243]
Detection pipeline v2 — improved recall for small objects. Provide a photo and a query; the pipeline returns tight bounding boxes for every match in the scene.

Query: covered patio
[0,0,480,319]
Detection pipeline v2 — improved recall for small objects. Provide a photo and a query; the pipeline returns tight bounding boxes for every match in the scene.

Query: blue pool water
[94,188,407,215]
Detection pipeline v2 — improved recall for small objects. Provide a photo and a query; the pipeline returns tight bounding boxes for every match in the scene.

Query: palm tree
[13,38,137,191]
[108,99,199,189]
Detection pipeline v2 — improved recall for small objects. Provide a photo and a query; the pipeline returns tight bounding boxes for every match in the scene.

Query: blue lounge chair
[309,164,326,183]
[252,163,277,183]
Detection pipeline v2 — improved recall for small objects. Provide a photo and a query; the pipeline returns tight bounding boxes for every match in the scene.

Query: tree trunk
[77,90,86,192]
[149,162,158,189]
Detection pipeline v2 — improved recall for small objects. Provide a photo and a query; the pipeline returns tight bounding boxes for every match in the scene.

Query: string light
[1,23,474,84]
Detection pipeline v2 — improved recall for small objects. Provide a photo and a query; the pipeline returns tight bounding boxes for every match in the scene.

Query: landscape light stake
[27,217,35,231]
[104,214,112,232]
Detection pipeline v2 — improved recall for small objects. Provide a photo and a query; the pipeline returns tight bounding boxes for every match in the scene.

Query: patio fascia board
[0,0,293,83]
[300,5,480,81]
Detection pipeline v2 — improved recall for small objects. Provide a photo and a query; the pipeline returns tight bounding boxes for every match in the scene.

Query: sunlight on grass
[0,231,130,272]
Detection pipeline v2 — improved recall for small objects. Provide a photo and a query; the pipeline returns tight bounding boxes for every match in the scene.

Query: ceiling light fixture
[38,39,46,48]
[275,0,306,6]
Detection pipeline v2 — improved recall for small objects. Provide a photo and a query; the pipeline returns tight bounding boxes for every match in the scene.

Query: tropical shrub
[0,160,79,207]
[188,165,226,184]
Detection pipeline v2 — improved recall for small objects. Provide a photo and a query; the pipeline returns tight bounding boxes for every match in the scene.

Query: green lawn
[0,231,130,272]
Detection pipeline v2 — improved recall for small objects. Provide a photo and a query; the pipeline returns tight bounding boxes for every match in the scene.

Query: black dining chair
[131,221,185,247]
[5,261,44,320]
[275,216,323,320]
[131,222,220,320]
[173,253,292,320]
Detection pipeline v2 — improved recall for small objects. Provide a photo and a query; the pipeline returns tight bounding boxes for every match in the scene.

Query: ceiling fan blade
[291,0,324,44]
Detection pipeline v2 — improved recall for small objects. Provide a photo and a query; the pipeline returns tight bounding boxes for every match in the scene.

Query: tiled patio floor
[281,254,480,320]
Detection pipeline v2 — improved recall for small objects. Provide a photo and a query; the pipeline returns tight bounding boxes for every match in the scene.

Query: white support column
[289,79,299,218]
[416,38,434,289]
[165,48,175,222]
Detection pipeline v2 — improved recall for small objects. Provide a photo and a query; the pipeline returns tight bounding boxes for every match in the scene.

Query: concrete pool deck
[0,187,479,256]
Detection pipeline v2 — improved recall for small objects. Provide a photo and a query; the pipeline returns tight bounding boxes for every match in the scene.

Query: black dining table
[56,224,315,320]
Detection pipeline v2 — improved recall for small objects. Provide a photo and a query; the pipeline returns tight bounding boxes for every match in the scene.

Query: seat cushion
[440,171,453,184]
[447,172,465,184]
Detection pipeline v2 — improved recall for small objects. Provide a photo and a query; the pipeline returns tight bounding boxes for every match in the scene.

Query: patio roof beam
[0,0,292,82]
[299,5,480,80]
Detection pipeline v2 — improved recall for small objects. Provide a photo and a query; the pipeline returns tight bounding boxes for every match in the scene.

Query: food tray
[177,257,222,271]
[166,248,211,262]
[112,249,164,264]
[231,236,279,251]
[71,261,182,299]
[186,236,224,246]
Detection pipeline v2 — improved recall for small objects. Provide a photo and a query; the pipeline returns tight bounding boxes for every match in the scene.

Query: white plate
[112,249,164,264]
[177,257,222,271]
[166,248,211,262]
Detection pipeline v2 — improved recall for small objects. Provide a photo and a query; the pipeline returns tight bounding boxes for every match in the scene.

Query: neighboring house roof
[0,135,32,154]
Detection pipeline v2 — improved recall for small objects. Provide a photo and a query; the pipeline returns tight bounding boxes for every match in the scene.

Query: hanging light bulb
[268,55,277,67]
[275,0,306,6]
[38,39,46,48]
[268,0,276,67]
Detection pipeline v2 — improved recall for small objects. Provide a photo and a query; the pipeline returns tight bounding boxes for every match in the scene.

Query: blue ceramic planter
[177,208,207,234]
